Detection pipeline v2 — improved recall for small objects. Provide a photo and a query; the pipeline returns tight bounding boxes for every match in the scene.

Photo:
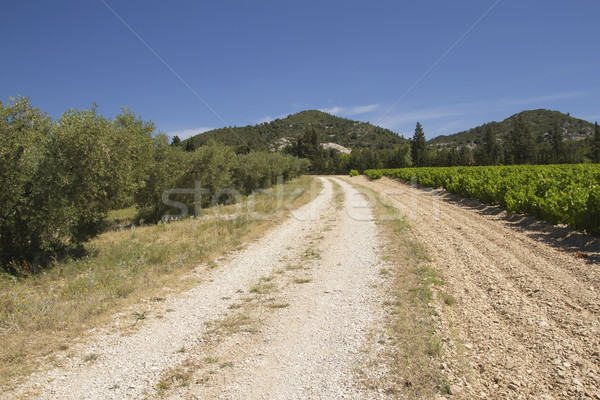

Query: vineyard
[364,164,600,234]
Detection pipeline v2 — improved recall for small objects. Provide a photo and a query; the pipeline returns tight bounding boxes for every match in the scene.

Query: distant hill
[183,110,407,151]
[429,109,595,149]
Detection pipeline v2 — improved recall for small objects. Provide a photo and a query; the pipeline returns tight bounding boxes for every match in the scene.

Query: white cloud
[377,91,589,134]
[319,104,379,117]
[319,106,345,115]
[347,104,379,116]
[167,127,213,139]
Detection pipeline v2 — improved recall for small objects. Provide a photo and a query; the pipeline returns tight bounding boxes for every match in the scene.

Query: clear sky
[2,1,599,140]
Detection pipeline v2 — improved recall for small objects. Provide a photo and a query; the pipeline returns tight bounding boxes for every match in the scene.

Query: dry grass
[341,177,449,398]
[0,176,320,388]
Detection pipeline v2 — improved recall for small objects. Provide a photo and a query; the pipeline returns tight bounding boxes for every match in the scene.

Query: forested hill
[182,110,407,151]
[429,109,595,148]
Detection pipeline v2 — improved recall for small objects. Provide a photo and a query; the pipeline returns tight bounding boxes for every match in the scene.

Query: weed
[293,278,312,284]
[427,337,443,358]
[268,302,290,309]
[441,293,455,306]
[302,248,321,260]
[83,353,98,362]
[132,311,147,321]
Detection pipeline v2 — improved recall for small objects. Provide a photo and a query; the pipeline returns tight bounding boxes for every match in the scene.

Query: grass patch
[0,176,320,387]
[342,177,448,398]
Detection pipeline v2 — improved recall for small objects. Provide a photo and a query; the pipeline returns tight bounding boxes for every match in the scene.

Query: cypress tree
[483,124,500,165]
[509,115,536,164]
[592,122,600,163]
[410,122,427,167]
[550,122,565,163]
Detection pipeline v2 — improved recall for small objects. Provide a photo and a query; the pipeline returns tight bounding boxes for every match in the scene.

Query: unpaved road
[10,177,383,399]
[9,175,600,400]
[355,176,600,400]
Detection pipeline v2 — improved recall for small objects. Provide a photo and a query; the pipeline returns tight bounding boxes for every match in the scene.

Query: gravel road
[13,177,383,400]
[355,176,600,400]
[13,174,600,400]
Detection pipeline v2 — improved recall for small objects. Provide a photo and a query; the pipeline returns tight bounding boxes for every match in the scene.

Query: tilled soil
[355,176,600,400]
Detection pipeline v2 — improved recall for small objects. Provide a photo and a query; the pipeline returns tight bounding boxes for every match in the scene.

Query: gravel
[12,177,384,400]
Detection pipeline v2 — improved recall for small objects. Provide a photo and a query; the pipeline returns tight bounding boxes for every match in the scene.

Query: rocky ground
[355,176,600,400]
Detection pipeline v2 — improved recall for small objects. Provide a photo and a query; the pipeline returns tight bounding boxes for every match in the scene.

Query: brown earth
[353,176,600,400]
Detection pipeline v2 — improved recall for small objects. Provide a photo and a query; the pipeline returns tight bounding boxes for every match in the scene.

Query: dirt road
[11,175,600,399]
[355,176,600,400]
[12,177,383,399]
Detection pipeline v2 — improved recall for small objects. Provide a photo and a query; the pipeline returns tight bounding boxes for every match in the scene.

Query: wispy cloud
[500,92,587,107]
[319,104,379,116]
[320,106,345,115]
[347,104,379,116]
[378,91,589,133]
[167,127,213,139]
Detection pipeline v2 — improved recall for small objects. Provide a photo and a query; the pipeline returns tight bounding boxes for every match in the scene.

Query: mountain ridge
[429,109,595,149]
[183,110,407,151]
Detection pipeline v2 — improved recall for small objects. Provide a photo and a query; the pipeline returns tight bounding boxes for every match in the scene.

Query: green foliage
[508,115,536,164]
[0,98,156,269]
[474,124,501,165]
[550,122,566,163]
[364,169,383,180]
[0,98,311,270]
[410,122,427,167]
[367,164,600,234]
[134,134,190,222]
[183,110,407,151]
[429,109,595,165]
[135,142,309,222]
[0,97,52,268]
[349,169,359,177]
[592,122,600,163]
[286,128,327,173]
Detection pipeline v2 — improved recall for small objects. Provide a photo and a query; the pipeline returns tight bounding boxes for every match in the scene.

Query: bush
[364,169,383,180]
[349,169,359,177]
[0,98,156,269]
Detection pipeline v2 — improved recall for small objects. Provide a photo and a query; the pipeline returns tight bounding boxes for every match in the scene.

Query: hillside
[429,109,595,149]
[183,110,407,151]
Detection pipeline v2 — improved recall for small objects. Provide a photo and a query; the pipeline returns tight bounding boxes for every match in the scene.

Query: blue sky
[2,1,599,140]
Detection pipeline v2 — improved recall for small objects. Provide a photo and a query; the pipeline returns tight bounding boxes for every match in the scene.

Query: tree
[410,122,427,167]
[483,124,501,165]
[550,122,565,163]
[0,96,53,268]
[287,128,327,173]
[184,140,196,152]
[508,115,536,164]
[171,135,181,146]
[592,122,600,163]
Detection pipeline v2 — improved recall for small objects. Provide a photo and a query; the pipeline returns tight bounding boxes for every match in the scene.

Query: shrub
[349,169,359,177]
